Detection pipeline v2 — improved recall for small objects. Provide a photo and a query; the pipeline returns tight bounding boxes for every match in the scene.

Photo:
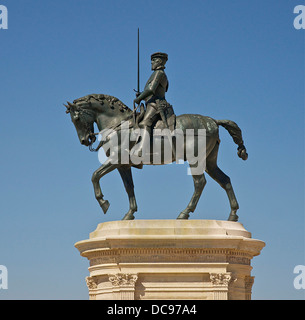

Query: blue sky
[0,0,304,299]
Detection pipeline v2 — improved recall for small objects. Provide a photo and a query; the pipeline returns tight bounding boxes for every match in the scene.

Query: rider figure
[133,52,169,156]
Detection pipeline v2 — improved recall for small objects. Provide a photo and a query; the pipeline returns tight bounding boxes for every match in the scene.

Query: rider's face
[151,57,163,70]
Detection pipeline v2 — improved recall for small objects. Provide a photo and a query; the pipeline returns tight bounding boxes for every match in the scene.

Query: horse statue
[65,93,248,222]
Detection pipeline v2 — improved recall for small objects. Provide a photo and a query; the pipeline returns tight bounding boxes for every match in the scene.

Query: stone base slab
[75,220,265,300]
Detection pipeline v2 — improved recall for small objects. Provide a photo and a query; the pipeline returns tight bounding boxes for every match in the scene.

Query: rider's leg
[134,104,158,157]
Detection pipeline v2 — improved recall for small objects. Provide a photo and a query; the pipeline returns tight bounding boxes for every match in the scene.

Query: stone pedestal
[75,220,265,300]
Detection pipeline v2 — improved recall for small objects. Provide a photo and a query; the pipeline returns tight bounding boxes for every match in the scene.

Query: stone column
[108,273,138,300]
[210,272,235,300]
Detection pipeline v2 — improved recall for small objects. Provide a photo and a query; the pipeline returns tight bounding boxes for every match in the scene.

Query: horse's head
[64,100,96,147]
[65,94,132,148]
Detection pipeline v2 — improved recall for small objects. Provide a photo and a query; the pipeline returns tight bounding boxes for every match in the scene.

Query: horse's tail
[216,119,248,160]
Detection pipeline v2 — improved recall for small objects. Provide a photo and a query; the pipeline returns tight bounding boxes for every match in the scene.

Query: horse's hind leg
[177,166,207,220]
[117,166,138,220]
[208,167,239,221]
[206,143,239,222]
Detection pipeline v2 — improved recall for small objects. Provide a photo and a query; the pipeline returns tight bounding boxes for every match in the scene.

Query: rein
[88,133,100,152]
[87,113,135,152]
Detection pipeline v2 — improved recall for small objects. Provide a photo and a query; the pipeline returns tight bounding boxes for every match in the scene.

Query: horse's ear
[63,103,70,114]
[64,101,75,114]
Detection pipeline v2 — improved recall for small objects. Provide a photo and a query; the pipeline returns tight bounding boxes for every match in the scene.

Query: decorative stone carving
[85,276,98,290]
[108,273,138,287]
[210,273,234,286]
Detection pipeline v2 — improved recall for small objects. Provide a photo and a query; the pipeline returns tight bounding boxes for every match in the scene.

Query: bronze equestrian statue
[65,53,248,222]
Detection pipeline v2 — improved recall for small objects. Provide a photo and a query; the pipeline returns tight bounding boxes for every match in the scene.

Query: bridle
[64,101,101,152]
[88,132,101,152]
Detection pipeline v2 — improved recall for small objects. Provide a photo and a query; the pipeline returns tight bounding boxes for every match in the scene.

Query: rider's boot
[133,126,151,158]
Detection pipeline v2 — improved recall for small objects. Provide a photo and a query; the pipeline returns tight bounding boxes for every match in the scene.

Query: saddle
[95,103,176,164]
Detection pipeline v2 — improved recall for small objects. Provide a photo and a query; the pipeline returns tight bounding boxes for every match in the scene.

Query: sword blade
[137,28,140,93]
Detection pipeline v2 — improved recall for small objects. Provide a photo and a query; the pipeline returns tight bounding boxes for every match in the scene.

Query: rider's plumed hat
[151,52,168,62]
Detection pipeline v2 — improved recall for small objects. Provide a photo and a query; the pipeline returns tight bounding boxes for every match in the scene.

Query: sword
[133,28,140,125]
[137,27,140,95]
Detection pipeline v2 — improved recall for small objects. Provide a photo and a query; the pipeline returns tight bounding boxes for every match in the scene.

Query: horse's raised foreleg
[177,167,207,220]
[91,161,118,214]
[117,166,138,220]
[206,143,239,222]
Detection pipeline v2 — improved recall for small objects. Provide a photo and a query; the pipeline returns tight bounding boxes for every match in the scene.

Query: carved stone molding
[89,248,251,266]
[245,276,255,290]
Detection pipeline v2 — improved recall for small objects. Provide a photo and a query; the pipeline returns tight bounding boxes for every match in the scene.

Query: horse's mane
[73,94,131,113]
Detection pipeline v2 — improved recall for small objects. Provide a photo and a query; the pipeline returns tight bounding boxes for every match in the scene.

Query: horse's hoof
[100,200,110,214]
[177,212,190,220]
[228,212,239,222]
[122,212,135,220]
